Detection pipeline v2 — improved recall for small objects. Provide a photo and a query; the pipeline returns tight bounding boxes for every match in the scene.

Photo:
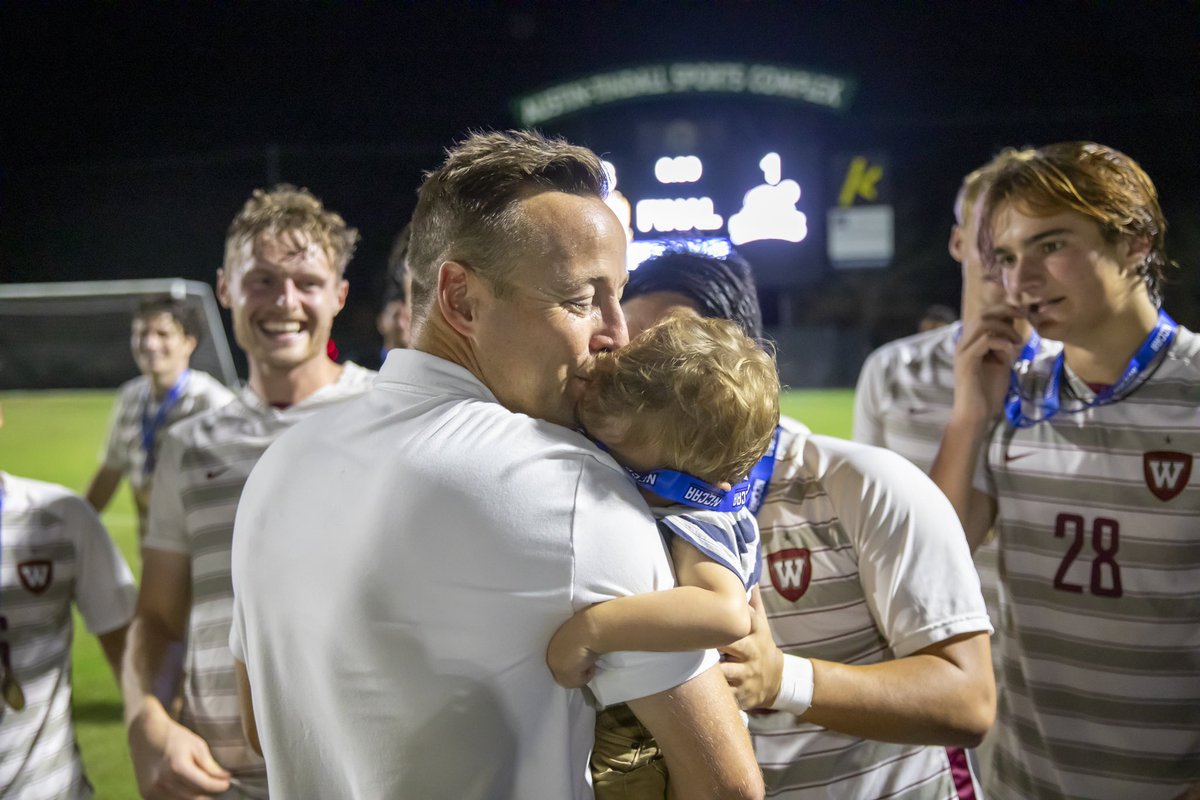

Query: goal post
[0,278,239,391]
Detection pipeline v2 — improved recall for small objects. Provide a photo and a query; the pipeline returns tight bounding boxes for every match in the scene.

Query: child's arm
[547,537,751,688]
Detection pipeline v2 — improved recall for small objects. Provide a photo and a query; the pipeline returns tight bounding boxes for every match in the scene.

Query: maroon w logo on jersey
[17,560,53,594]
[767,548,812,602]
[1143,451,1193,502]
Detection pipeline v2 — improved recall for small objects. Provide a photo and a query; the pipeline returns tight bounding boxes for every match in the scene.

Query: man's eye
[567,298,594,312]
[1041,240,1064,254]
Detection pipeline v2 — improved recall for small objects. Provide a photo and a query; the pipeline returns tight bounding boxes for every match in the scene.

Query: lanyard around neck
[1005,309,1177,429]
[142,369,191,475]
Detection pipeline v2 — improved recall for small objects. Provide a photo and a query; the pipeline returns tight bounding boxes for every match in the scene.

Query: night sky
[3,2,1199,374]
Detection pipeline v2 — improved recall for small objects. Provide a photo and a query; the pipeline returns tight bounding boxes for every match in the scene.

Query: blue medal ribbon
[1005,310,1177,428]
[592,426,782,514]
[141,370,191,476]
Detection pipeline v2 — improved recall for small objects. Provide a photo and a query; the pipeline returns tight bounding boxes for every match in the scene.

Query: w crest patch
[767,548,812,602]
[1143,451,1192,502]
[17,560,53,594]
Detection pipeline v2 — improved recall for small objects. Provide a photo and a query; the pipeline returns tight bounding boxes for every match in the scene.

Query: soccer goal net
[0,279,238,391]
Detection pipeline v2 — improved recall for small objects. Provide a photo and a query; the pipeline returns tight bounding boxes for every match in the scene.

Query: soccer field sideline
[0,387,855,796]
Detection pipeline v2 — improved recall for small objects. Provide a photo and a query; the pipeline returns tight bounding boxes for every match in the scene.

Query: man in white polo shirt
[229,130,763,800]
[121,185,374,799]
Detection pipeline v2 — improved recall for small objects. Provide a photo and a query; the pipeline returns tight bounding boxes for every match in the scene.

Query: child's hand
[547,610,601,688]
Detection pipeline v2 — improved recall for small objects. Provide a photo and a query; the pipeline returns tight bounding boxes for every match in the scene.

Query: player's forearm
[84,466,122,513]
[795,636,995,747]
[585,587,751,654]
[121,614,182,727]
[98,626,128,684]
[930,413,994,551]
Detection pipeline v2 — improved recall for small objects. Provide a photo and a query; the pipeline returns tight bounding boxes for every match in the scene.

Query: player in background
[852,148,1033,783]
[121,185,374,799]
[85,297,234,542]
[376,224,414,360]
[623,249,996,799]
[548,311,778,798]
[931,141,1200,799]
[0,400,137,799]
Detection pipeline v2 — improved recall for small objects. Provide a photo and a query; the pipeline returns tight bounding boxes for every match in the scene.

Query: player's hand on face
[130,714,231,799]
[718,586,784,710]
[546,610,601,689]
[954,301,1024,422]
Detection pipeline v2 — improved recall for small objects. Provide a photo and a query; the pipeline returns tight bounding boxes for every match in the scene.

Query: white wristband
[769,654,814,716]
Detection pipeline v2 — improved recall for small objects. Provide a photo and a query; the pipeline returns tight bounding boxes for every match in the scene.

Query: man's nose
[276,279,300,309]
[591,298,629,353]
[1004,254,1040,302]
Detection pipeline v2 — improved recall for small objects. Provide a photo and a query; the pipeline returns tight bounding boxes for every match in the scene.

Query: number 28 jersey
[982,325,1200,799]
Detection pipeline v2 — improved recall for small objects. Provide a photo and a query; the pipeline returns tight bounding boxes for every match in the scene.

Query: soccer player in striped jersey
[121,186,375,799]
[932,141,1200,799]
[853,148,1034,785]
[85,297,234,542]
[0,400,137,799]
[623,250,997,799]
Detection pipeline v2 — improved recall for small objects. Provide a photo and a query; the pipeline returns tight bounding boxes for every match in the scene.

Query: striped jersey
[0,473,136,799]
[100,371,234,525]
[853,323,1004,675]
[751,417,992,798]
[144,363,374,798]
[980,325,1200,799]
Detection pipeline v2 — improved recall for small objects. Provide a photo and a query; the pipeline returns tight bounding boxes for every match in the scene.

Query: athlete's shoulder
[863,323,959,370]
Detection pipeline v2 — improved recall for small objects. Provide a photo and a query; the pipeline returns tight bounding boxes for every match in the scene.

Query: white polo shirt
[230,349,714,800]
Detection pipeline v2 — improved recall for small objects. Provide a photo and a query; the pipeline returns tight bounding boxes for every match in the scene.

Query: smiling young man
[85,298,234,542]
[121,186,374,799]
[228,131,763,800]
[931,142,1200,799]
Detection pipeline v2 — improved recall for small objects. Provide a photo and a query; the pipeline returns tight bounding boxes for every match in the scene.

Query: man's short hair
[224,184,360,277]
[978,141,1175,304]
[919,303,958,330]
[134,296,203,343]
[579,311,780,486]
[407,130,609,321]
[383,224,412,306]
[623,249,764,342]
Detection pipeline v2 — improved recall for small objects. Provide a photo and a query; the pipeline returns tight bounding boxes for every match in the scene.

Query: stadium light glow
[627,237,733,270]
[601,160,634,241]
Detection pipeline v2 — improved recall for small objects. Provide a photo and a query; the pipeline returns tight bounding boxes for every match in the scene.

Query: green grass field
[0,387,854,797]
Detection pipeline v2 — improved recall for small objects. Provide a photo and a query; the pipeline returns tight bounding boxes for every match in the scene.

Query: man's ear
[437,260,483,338]
[948,224,965,264]
[216,268,232,309]
[1121,235,1152,273]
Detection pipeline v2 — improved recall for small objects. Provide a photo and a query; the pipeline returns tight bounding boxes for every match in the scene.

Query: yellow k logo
[838,156,883,208]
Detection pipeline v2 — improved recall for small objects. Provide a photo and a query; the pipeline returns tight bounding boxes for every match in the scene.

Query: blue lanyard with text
[1005,310,1177,428]
[609,425,782,513]
[746,426,780,516]
[142,370,190,476]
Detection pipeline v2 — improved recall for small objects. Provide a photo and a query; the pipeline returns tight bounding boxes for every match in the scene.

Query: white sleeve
[100,382,133,472]
[142,429,192,554]
[851,347,888,446]
[822,438,993,658]
[571,456,717,707]
[63,496,137,635]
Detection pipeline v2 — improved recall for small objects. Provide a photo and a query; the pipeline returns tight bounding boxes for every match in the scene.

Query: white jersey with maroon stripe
[752,417,992,798]
[981,325,1200,799]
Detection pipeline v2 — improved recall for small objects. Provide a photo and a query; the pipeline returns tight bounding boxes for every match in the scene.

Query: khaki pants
[591,703,669,800]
